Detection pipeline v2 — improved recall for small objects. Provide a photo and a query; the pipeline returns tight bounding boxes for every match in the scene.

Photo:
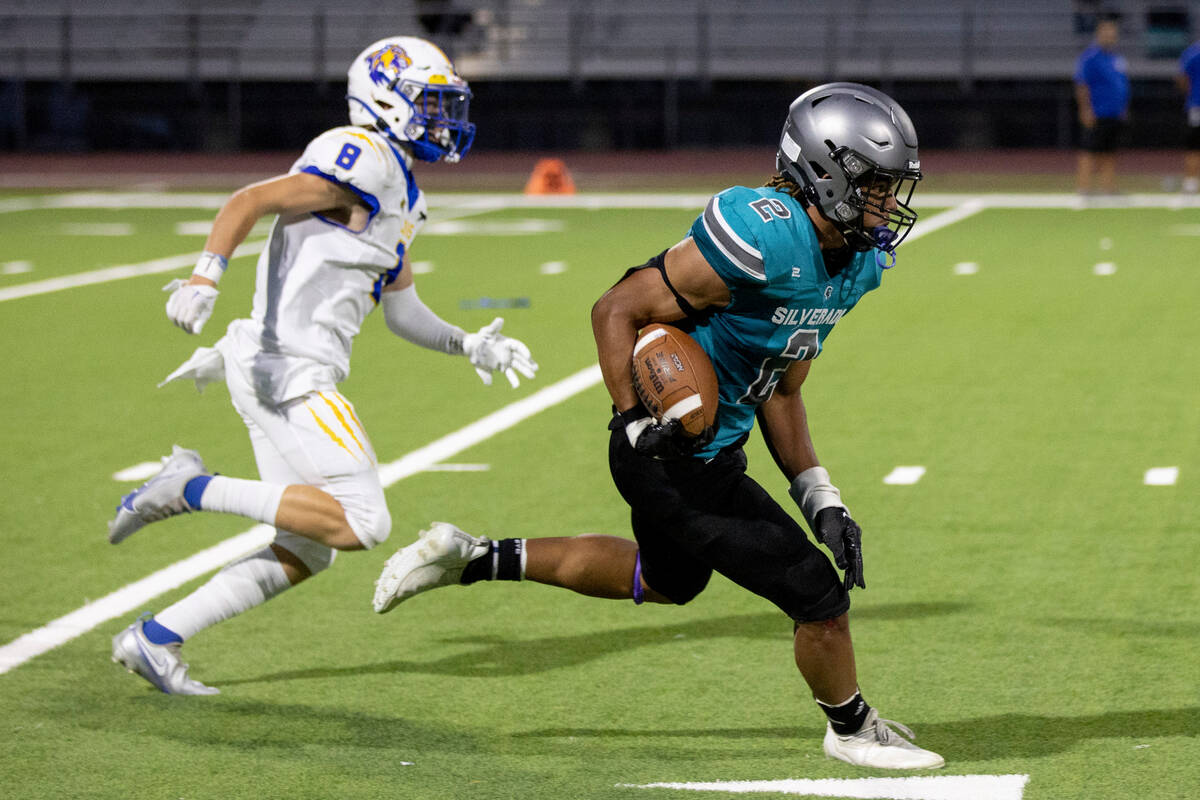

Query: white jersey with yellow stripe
[225,126,428,405]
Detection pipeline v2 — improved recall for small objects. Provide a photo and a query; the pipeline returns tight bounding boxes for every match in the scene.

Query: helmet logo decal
[366,45,413,87]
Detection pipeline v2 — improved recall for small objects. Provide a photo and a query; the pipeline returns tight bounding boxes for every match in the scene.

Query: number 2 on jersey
[748,197,792,222]
[738,328,818,405]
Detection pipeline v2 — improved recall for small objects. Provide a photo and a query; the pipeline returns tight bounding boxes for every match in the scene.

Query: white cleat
[111,616,219,696]
[823,709,944,769]
[373,521,491,614]
[108,445,208,544]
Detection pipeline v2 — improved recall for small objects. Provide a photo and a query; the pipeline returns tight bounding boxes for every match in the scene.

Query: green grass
[0,193,1197,799]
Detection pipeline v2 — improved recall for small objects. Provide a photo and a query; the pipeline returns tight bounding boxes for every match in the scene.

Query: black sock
[460,539,524,584]
[817,690,870,735]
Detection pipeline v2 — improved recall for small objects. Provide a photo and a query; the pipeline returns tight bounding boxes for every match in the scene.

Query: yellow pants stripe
[320,392,367,455]
[305,402,358,460]
[332,391,366,435]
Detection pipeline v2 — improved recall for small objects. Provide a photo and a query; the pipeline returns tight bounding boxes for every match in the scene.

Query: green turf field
[0,192,1197,800]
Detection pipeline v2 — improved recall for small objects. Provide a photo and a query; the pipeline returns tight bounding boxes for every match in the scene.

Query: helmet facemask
[832,147,921,264]
[390,80,475,163]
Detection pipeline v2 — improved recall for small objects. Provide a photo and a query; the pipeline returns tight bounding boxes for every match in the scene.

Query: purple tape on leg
[632,552,645,605]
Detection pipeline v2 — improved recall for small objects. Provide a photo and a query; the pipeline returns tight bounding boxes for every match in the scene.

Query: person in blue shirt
[373,83,944,770]
[1074,17,1131,194]
[1178,39,1200,193]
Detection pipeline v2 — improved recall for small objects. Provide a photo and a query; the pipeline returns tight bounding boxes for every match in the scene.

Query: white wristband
[788,466,846,528]
[193,251,228,284]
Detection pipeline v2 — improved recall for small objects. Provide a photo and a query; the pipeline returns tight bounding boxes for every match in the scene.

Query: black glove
[813,506,865,590]
[610,407,715,460]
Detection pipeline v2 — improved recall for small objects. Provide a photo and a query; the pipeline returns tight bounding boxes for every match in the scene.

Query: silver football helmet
[776,83,922,257]
[346,36,475,163]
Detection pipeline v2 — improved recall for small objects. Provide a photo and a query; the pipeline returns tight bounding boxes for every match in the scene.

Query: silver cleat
[111,615,218,696]
[108,445,208,544]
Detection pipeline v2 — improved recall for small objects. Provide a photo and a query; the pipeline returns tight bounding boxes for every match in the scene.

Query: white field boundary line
[4,190,1200,214]
[0,364,604,675]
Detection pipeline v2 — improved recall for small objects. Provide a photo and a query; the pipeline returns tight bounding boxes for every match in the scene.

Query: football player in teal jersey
[375,83,942,769]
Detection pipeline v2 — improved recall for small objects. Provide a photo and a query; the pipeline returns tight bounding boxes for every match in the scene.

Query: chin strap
[830,217,901,269]
[871,225,898,269]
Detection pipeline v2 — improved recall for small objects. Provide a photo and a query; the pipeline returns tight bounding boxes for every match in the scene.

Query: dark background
[0,1,1195,155]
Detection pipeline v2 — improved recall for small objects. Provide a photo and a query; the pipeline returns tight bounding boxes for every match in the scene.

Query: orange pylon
[524,158,576,195]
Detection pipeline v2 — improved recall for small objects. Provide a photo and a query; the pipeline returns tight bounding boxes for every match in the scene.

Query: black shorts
[607,428,849,623]
[1083,118,1125,153]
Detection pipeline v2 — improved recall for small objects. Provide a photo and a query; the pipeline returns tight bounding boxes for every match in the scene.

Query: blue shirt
[685,186,883,459]
[1182,41,1200,110]
[1075,45,1131,118]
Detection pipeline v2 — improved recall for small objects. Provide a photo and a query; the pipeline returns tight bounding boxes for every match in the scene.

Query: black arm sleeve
[616,249,708,326]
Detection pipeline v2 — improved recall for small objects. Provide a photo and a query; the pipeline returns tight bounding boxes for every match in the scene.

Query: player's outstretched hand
[463,317,538,387]
[814,507,865,590]
[164,279,219,335]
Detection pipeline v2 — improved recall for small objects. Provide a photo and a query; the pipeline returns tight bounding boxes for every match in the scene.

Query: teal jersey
[686,186,884,458]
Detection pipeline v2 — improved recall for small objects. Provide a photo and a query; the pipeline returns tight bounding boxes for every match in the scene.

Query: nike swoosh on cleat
[135,638,171,690]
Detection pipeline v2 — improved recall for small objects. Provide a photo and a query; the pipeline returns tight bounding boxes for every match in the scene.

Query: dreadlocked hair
[764,174,806,201]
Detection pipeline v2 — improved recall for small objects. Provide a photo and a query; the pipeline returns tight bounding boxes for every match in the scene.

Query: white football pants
[224,357,392,571]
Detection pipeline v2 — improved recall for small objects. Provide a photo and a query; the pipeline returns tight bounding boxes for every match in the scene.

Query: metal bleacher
[0,0,1195,83]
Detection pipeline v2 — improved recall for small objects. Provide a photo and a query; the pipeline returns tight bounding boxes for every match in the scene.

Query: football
[630,323,719,437]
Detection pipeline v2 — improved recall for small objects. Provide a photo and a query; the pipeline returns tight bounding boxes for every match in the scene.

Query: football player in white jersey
[107,36,537,695]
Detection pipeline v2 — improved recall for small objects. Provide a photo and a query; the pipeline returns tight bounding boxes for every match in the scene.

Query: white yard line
[884,466,927,485]
[907,198,986,241]
[0,206,505,304]
[0,364,604,675]
[0,241,266,303]
[0,524,278,676]
[620,774,1031,800]
[1143,467,1179,486]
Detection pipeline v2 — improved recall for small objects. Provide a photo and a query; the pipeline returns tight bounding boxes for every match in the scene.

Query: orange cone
[524,158,576,195]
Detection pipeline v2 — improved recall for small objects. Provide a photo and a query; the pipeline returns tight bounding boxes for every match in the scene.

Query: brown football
[630,323,719,437]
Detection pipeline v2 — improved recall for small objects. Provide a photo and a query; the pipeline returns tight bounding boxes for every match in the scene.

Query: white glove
[164,279,220,335]
[461,317,538,388]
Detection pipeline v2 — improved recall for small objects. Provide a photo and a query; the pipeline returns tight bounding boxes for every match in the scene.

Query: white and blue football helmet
[347,36,476,163]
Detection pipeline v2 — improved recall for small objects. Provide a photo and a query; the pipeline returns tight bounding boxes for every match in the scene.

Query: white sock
[199,476,286,526]
[1184,176,1200,193]
[155,546,292,641]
